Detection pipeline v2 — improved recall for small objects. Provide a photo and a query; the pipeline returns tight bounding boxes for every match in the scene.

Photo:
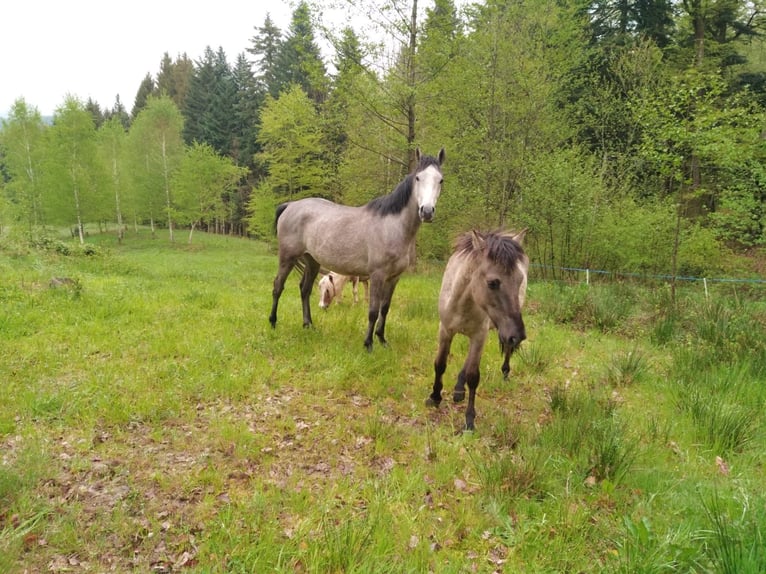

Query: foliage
[254,84,329,199]
[173,142,248,242]
[43,96,106,242]
[0,99,46,237]
[1,0,765,263]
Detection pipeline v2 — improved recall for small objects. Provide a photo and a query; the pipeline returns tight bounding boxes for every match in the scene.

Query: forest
[1,0,765,278]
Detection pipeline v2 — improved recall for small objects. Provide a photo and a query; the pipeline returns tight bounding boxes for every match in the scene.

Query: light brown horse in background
[426,229,528,430]
[269,148,445,351]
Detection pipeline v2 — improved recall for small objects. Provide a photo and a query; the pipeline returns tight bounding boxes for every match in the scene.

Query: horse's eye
[439,178,443,184]
[487,279,500,290]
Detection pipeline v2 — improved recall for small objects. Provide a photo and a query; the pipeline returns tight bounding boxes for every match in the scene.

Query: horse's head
[470,230,528,352]
[318,273,335,309]
[414,148,445,223]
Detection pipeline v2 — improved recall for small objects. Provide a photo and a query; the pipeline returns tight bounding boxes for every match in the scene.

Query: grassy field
[1,230,765,573]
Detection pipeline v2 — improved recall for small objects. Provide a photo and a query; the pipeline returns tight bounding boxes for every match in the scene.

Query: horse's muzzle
[499,330,526,352]
[419,206,435,222]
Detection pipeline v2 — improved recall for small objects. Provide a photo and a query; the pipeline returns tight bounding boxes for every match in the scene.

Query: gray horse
[427,229,528,430]
[269,148,445,351]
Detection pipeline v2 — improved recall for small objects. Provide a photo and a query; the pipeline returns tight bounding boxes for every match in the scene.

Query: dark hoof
[453,390,465,403]
[364,341,373,353]
[425,396,441,408]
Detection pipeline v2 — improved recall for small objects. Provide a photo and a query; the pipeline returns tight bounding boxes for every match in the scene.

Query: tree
[248,13,285,98]
[279,1,330,105]
[182,46,238,155]
[97,117,129,242]
[44,96,105,243]
[231,52,263,169]
[156,52,195,111]
[253,84,329,200]
[132,73,156,119]
[127,96,184,241]
[173,142,248,242]
[0,99,46,237]
[104,95,131,129]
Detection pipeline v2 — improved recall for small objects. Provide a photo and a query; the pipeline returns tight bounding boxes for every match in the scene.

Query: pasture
[1,230,765,573]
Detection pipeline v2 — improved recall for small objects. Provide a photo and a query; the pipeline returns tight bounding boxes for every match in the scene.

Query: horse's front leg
[299,257,321,328]
[462,335,487,431]
[374,277,399,345]
[270,257,297,328]
[501,346,513,380]
[426,324,453,408]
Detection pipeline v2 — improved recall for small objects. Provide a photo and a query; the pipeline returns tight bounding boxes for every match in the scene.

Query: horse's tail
[274,202,289,233]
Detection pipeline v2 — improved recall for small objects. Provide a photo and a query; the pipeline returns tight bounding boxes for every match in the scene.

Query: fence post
[586,269,590,286]
[703,278,708,299]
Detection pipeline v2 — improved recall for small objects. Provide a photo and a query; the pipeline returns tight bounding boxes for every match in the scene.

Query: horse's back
[276,197,372,274]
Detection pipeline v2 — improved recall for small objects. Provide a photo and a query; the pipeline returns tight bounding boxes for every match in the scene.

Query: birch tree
[0,99,47,238]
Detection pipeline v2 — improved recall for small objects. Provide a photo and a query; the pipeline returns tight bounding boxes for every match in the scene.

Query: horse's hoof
[425,397,441,408]
[453,390,465,403]
[364,341,373,353]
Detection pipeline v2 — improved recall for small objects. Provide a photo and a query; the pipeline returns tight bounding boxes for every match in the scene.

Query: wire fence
[529,263,766,297]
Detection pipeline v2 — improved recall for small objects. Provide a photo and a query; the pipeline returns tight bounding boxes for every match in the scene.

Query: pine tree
[231,52,263,168]
[105,95,131,129]
[247,13,285,98]
[156,52,195,111]
[132,73,157,119]
[183,46,217,145]
[279,1,329,105]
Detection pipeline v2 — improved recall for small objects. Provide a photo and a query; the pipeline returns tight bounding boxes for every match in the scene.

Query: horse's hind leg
[300,256,321,328]
[270,257,297,328]
[364,272,384,351]
[427,325,453,408]
[373,277,399,346]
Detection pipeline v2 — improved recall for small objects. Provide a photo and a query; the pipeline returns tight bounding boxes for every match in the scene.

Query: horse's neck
[399,196,422,238]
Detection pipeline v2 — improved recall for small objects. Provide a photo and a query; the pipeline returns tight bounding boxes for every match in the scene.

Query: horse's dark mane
[365,154,443,216]
[455,230,526,272]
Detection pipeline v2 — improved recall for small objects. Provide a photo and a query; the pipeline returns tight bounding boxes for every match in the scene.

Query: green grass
[0,229,765,572]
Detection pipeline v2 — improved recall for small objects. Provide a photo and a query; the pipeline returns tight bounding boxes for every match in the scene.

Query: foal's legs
[299,256,321,328]
[269,256,298,328]
[426,324,453,407]
[461,335,488,431]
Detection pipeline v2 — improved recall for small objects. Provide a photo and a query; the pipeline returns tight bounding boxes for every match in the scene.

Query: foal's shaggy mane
[454,230,526,273]
[365,154,443,216]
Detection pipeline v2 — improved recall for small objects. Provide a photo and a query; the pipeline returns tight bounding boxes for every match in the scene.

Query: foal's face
[475,258,527,350]
[318,274,335,309]
[414,164,443,222]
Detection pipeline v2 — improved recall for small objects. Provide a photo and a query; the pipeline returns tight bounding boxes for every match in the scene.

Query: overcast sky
[0,1,296,117]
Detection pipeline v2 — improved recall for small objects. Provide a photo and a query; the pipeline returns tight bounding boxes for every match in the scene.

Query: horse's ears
[471,230,486,251]
[328,274,334,284]
[512,228,528,244]
[438,147,445,165]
